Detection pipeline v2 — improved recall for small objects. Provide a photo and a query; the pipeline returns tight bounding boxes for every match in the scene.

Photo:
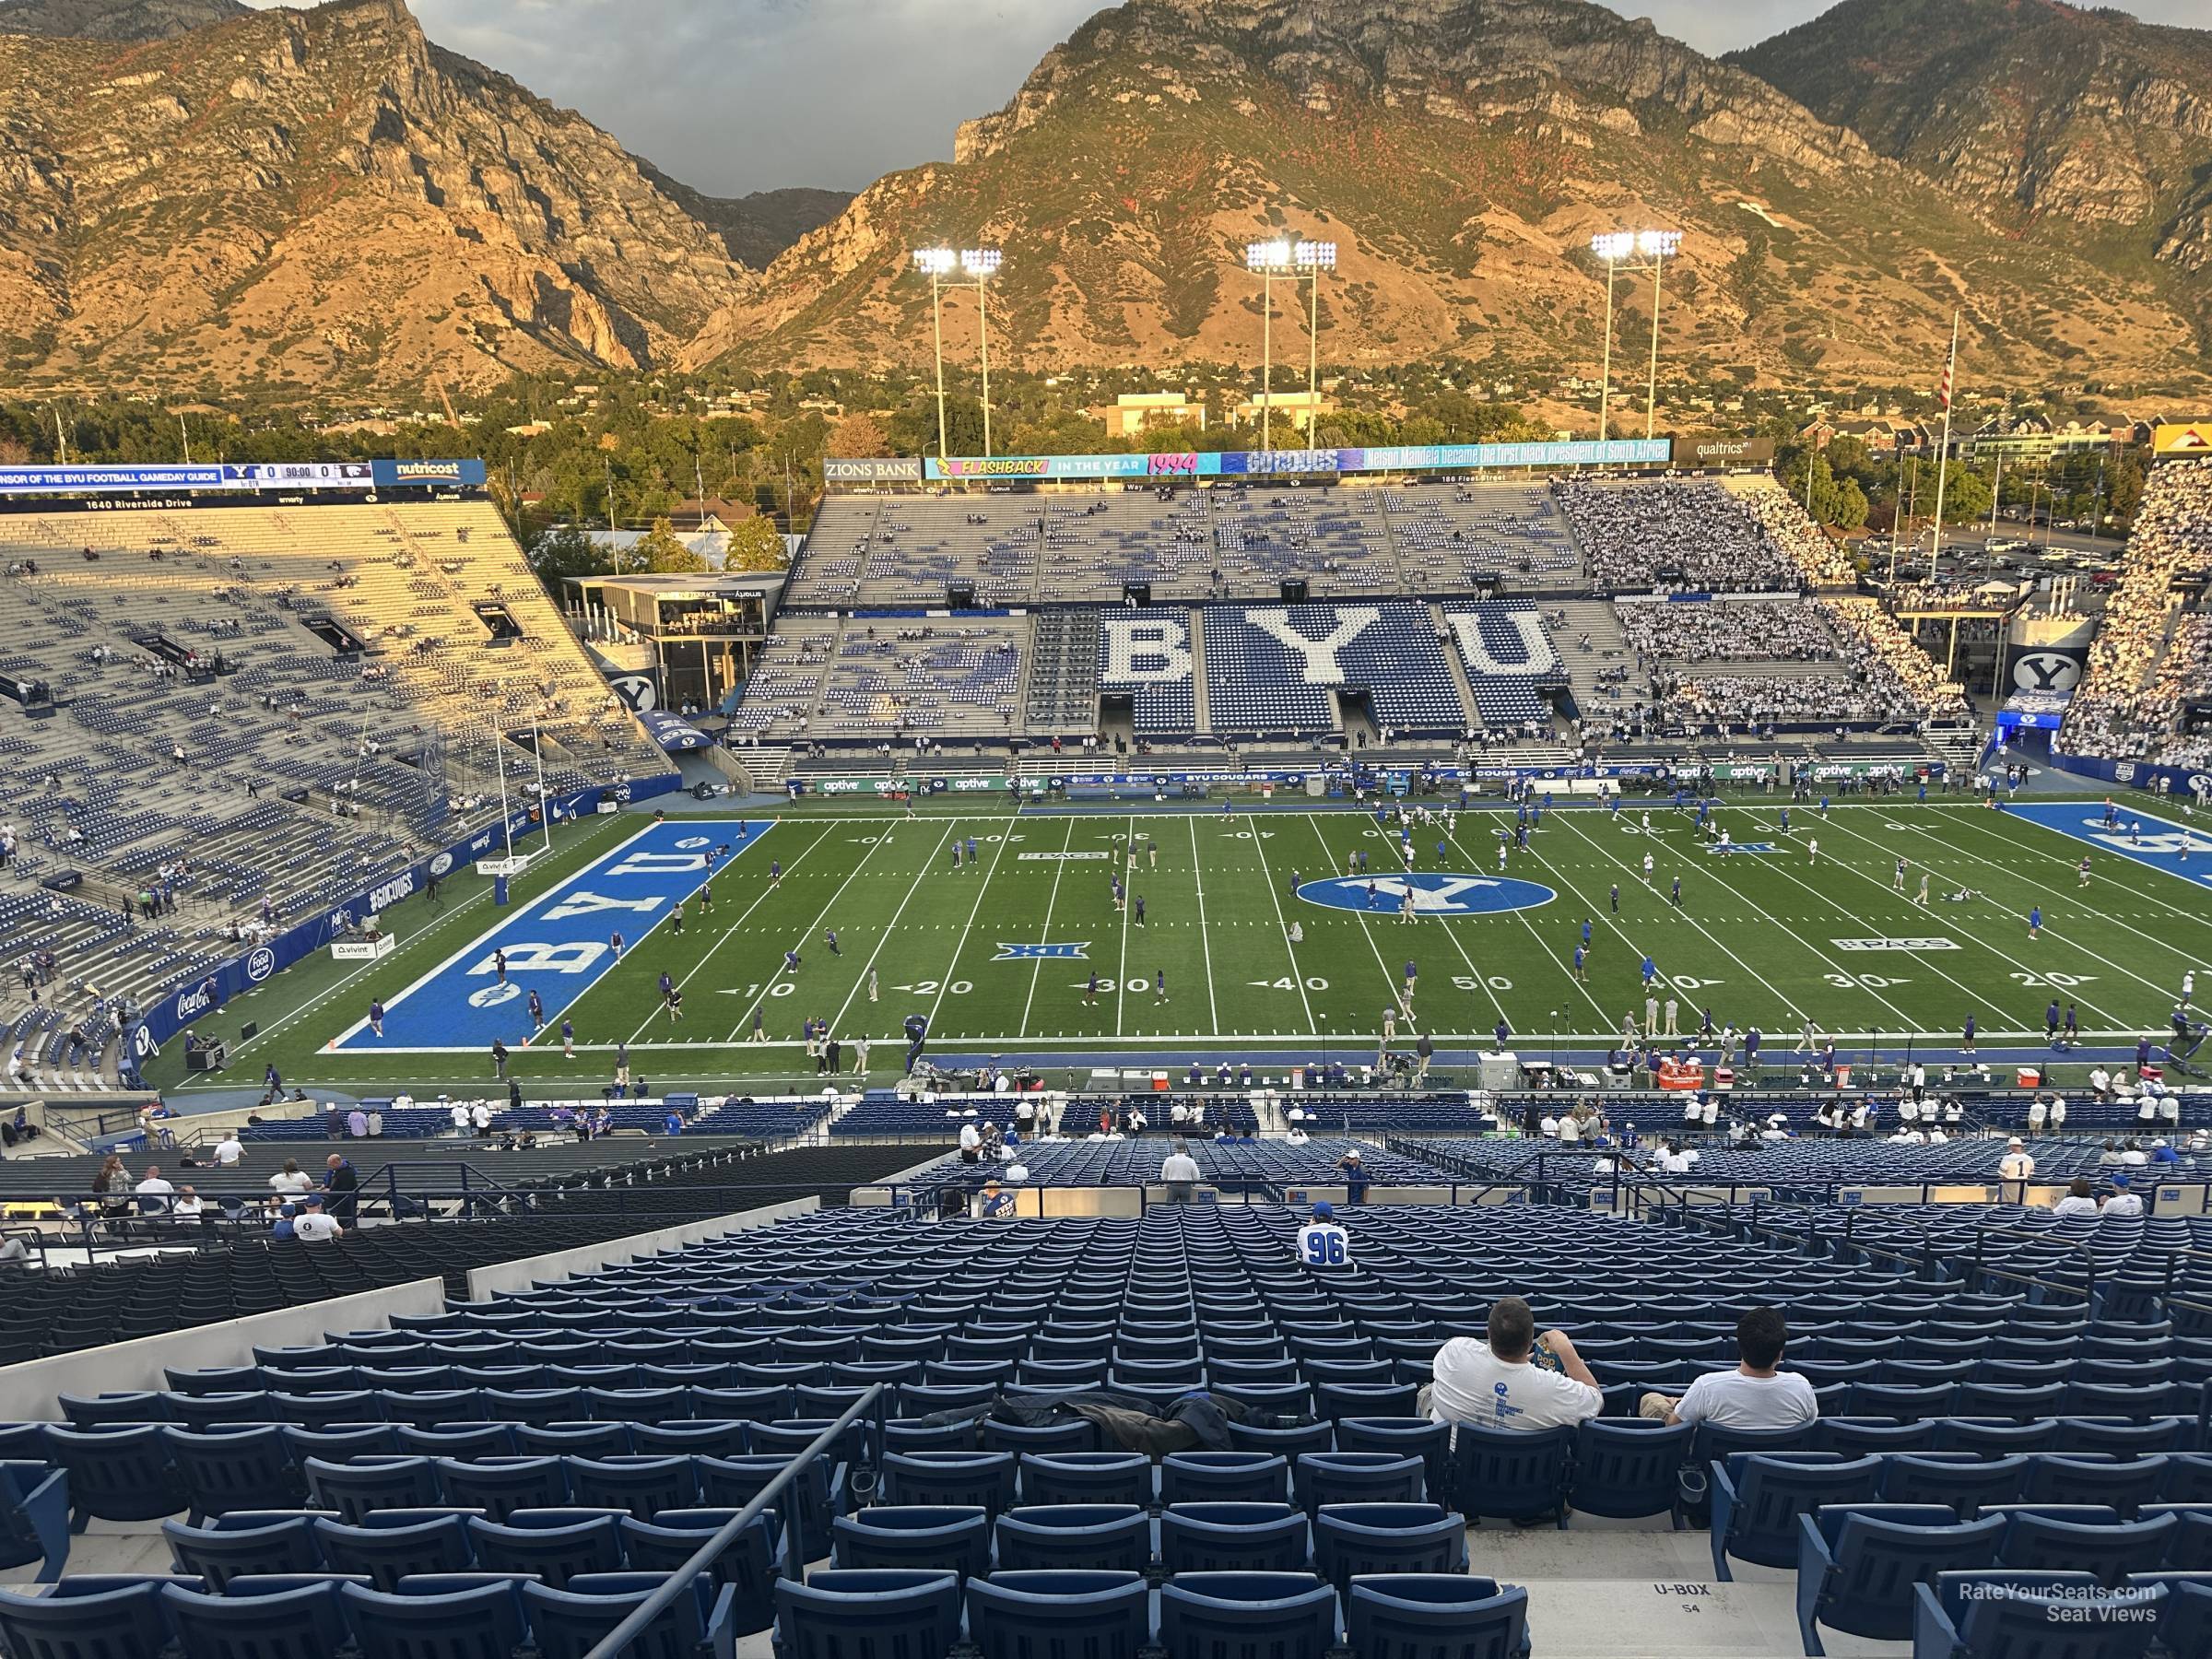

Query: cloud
[240,1,2212,196]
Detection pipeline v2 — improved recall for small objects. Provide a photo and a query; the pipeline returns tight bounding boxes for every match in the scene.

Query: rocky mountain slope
[691,0,2205,390]
[0,0,247,41]
[0,0,760,393]
[1732,0,2212,278]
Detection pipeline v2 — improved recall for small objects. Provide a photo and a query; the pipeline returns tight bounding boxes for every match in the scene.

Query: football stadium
[1,1,2211,1656]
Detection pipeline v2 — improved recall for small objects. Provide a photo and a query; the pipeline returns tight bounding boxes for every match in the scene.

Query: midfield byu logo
[1298,873,1557,916]
[994,942,1089,960]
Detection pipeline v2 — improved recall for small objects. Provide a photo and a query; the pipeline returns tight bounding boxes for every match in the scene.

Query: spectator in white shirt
[211,1134,243,1167]
[2120,1139,2149,1166]
[470,1101,492,1134]
[1159,1138,1202,1206]
[1997,1137,2034,1187]
[1641,1306,1818,1429]
[449,1102,471,1135]
[135,1166,175,1212]
[2052,1179,2102,1219]
[958,1122,982,1162]
[267,1159,314,1196]
[2102,1175,2145,1218]
[290,1196,343,1241]
[1429,1296,1603,1434]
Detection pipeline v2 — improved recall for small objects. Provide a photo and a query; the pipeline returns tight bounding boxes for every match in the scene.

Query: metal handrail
[580,1382,886,1659]
[1968,1218,2100,1306]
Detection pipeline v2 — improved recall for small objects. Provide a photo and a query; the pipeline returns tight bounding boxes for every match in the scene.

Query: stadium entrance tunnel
[1296,872,1557,915]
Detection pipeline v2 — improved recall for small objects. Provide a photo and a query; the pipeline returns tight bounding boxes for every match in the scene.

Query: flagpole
[1929,311,1959,570]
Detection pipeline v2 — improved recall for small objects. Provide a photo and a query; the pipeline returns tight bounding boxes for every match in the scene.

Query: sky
[252,0,2209,197]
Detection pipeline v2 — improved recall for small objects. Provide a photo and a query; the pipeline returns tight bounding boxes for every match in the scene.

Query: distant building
[1097,392,1207,439]
[1230,390,1338,434]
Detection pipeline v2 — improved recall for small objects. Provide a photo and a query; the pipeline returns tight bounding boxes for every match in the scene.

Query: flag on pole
[1937,352,1953,410]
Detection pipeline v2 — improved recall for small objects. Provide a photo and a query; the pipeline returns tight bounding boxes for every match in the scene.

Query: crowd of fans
[1615,599,1835,663]
[2063,459,2212,769]
[1558,479,1850,593]
[1824,596,1972,724]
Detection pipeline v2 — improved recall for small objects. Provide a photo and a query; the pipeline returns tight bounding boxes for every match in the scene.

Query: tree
[1778,452,1871,529]
[529,523,609,583]
[724,515,792,573]
[830,412,893,459]
[633,517,708,574]
[1934,462,1993,526]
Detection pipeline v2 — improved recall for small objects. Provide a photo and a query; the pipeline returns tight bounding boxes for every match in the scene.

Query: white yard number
[1825,973,1905,990]
[2010,971,2089,989]
[1452,975,1514,992]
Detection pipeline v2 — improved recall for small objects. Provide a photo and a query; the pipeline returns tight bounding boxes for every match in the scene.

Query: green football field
[168,794,2212,1099]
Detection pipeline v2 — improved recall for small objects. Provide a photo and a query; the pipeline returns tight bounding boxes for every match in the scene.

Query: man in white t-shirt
[290,1196,342,1241]
[2102,1174,2145,1218]
[1997,1137,2034,1187]
[211,1134,243,1167]
[1641,1306,1818,1429]
[958,1122,982,1163]
[1159,1138,1201,1205]
[1429,1296,1603,1433]
[135,1166,175,1212]
[449,1101,471,1135]
[1296,1201,1350,1268]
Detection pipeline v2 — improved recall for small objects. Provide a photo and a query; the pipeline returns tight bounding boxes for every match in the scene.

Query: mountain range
[0,0,2206,400]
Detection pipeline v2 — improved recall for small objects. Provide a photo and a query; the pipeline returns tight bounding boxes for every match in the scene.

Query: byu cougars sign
[1298,873,1558,915]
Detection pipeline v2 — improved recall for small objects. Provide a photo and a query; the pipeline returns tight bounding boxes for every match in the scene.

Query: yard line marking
[1440,822,1606,1028]
[928,818,1016,1039]
[1244,813,1318,1035]
[628,822,838,1043]
[1018,818,1079,1037]
[1116,814,1135,1037]
[1300,814,1412,1034]
[711,824,901,1043]
[1548,808,1809,1024]
[828,819,959,1042]
[1189,815,1221,1034]
[1724,806,2096,1030]
[1820,808,2189,1009]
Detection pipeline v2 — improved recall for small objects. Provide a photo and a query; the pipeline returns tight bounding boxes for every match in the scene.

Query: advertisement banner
[2152,423,2212,457]
[824,456,925,483]
[1674,434,1776,466]
[921,438,1672,484]
[0,458,485,497]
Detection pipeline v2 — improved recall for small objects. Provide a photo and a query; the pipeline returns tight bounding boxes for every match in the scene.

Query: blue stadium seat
[1931,1418,2060,1454]
[161,1426,304,1523]
[0,1461,70,1583]
[1794,1503,2006,1653]
[57,1393,165,1430]
[2021,1453,2169,1514]
[981,1419,1098,1456]
[1993,1505,2177,1582]
[1912,1571,2162,1659]
[2053,1418,2189,1455]
[521,1570,729,1659]
[41,1425,186,1528]
[1447,1429,1571,1528]
[312,1512,474,1591]
[1335,1418,1453,1505]
[1161,1502,1312,1574]
[698,1454,841,1552]
[433,1454,569,1520]
[169,1392,271,1431]
[562,1454,699,1521]
[163,1514,323,1591]
[774,1568,964,1659]
[1570,1419,1689,1524]
[396,1424,517,1461]
[618,1510,780,1630]
[1162,1452,1290,1507]
[1815,1418,1937,1454]
[517,1422,632,1460]
[342,1577,532,1659]
[1312,1503,1466,1594]
[1712,1455,1884,1581]
[1346,1574,1531,1659]
[465,1508,625,1587]
[1159,1571,1339,1659]
[993,1504,1149,1574]
[161,1576,354,1659]
[1226,1421,1335,1459]
[966,1570,1152,1659]
[1877,1452,2030,1515]
[303,1455,441,1523]
[0,1575,178,1659]
[832,1505,993,1581]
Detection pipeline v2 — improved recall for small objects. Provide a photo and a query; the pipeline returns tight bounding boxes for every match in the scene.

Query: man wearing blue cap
[1299,1201,1349,1267]
[2103,1172,2145,1218]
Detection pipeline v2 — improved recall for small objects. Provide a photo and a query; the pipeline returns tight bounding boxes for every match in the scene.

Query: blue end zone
[2004,802,2212,888]
[331,819,771,1051]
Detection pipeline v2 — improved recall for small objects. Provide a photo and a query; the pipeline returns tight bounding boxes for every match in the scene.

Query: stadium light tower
[1587,229,1680,442]
[961,249,1003,458]
[1246,236,1336,455]
[912,247,959,461]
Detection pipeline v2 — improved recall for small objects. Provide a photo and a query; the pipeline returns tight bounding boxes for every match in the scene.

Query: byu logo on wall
[2010,651,2082,696]
[607,674,659,712]
[1297,873,1557,916]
